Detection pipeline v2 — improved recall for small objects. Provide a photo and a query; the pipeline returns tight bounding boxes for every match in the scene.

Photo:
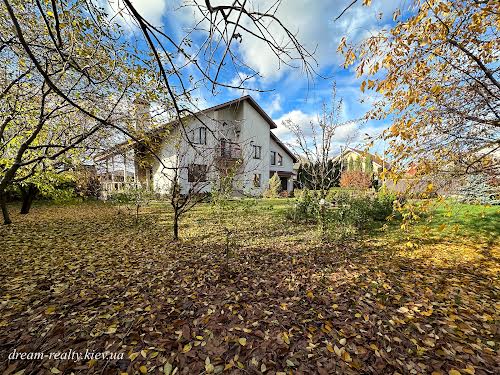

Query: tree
[339,0,499,178]
[347,158,355,172]
[1,0,315,224]
[457,174,499,205]
[0,0,152,224]
[265,172,281,198]
[284,84,359,237]
[364,155,373,175]
[284,84,358,201]
[340,170,372,190]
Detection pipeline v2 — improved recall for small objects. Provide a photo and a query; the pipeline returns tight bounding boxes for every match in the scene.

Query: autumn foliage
[340,170,372,189]
[0,202,498,374]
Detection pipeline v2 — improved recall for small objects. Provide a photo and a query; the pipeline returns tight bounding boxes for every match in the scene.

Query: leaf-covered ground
[0,201,499,374]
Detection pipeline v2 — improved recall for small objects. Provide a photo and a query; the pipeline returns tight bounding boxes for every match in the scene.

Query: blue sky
[107,0,403,156]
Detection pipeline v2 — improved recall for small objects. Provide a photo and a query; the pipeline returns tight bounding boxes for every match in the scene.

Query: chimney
[133,97,151,129]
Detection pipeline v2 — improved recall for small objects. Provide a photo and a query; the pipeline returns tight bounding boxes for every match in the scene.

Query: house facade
[96,96,297,196]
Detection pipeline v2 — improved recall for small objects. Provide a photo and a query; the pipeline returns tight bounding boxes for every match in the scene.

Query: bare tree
[284,84,358,199]
[283,84,359,236]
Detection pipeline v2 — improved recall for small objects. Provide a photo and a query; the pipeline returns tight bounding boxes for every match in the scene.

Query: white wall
[150,99,295,195]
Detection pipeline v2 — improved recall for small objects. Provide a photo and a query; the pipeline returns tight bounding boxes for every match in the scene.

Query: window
[253,145,262,159]
[270,151,276,165]
[199,127,207,144]
[191,127,207,144]
[277,153,283,166]
[253,173,261,187]
[188,164,207,182]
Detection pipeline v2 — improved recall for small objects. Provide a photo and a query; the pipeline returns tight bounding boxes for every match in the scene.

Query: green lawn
[0,199,498,374]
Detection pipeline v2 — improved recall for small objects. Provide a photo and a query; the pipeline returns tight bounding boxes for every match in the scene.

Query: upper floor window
[191,127,207,145]
[270,151,276,165]
[188,164,207,182]
[253,145,262,159]
[277,153,283,166]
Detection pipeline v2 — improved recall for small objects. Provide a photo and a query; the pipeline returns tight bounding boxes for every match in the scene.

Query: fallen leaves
[0,203,498,374]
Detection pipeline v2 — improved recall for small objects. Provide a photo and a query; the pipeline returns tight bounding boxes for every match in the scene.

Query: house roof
[96,95,279,161]
[335,148,391,170]
[270,131,298,163]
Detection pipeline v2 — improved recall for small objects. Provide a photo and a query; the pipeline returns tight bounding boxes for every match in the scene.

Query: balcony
[215,141,242,171]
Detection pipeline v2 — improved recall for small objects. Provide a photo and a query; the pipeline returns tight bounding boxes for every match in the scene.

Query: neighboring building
[333,148,391,181]
[96,96,297,196]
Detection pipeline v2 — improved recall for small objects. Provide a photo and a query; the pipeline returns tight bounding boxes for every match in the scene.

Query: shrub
[287,188,396,241]
[264,173,281,198]
[340,170,372,189]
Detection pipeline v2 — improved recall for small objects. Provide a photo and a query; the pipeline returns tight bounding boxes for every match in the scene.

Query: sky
[106,0,403,156]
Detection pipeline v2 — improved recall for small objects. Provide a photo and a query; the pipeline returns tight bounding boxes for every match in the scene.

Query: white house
[96,96,297,196]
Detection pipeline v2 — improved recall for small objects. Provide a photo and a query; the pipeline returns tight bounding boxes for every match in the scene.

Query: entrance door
[280,177,288,191]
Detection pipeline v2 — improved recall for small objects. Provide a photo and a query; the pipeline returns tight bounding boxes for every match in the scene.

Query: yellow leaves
[306,290,314,298]
[163,363,173,375]
[45,306,56,314]
[139,365,147,374]
[393,9,401,21]
[360,80,367,93]
[362,0,372,6]
[342,351,352,362]
[50,368,60,374]
[106,324,117,334]
[281,332,290,345]
[326,343,334,353]
[423,338,435,347]
[463,365,475,374]
[449,370,461,375]
[337,36,347,53]
[182,343,192,353]
[238,337,247,346]
[397,306,409,314]
[420,309,433,317]
[129,352,139,361]
[205,357,214,373]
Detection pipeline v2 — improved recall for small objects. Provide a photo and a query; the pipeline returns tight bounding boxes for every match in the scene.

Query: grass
[0,198,498,374]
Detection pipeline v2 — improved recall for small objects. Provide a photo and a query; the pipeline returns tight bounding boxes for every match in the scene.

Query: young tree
[284,85,358,201]
[339,0,499,178]
[264,172,281,198]
[284,84,359,237]
[364,155,373,175]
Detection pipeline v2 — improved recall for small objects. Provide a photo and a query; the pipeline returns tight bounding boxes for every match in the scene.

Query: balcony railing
[217,141,242,160]
[101,181,142,192]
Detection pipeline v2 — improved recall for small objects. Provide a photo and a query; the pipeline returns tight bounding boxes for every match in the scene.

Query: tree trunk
[0,191,11,225]
[20,184,37,215]
[173,214,179,241]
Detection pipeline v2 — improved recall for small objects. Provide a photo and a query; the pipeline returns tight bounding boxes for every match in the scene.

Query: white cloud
[265,94,282,116]
[234,0,400,82]
[273,108,383,155]
[105,0,167,29]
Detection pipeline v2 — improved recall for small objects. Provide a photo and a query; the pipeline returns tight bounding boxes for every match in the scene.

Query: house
[332,148,391,186]
[95,96,297,196]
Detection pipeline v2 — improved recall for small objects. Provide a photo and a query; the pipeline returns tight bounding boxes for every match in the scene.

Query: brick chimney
[133,97,151,129]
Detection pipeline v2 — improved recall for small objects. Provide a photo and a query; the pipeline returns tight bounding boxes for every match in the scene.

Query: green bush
[287,188,396,241]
